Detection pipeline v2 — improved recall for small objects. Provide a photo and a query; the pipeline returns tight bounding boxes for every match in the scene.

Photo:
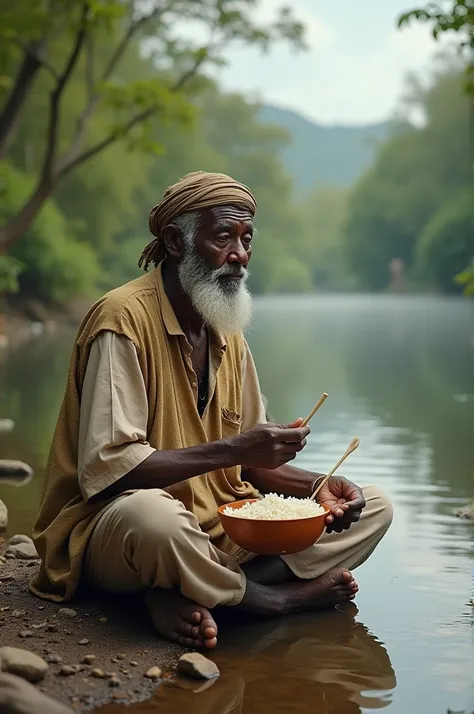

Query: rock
[0,672,74,714]
[98,616,107,623]
[18,631,34,639]
[46,624,57,632]
[454,500,474,520]
[145,666,162,679]
[11,610,26,618]
[57,608,77,619]
[0,555,5,564]
[6,542,38,561]
[0,461,33,479]
[91,668,106,679]
[58,665,80,676]
[0,574,14,582]
[109,676,121,687]
[0,647,49,683]
[117,653,126,660]
[82,654,96,664]
[78,638,89,645]
[30,622,47,630]
[177,652,220,680]
[0,499,7,530]
[130,661,139,666]
[45,654,62,664]
[7,535,32,547]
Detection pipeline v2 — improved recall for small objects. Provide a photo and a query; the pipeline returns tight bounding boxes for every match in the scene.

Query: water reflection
[99,608,396,714]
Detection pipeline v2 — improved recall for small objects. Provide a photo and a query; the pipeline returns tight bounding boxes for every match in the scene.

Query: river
[1,294,473,714]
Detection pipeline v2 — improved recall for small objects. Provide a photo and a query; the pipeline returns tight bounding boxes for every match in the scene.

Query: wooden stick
[310,437,360,501]
[301,392,328,427]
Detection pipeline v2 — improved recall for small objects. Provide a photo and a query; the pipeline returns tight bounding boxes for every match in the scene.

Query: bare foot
[145,589,218,649]
[239,568,358,615]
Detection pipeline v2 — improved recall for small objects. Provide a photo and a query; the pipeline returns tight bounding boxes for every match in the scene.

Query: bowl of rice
[217,493,330,555]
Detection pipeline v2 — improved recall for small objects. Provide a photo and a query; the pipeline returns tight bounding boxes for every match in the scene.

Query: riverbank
[0,542,189,712]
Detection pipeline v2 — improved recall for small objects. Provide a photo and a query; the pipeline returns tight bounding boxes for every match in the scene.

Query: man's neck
[161,259,206,344]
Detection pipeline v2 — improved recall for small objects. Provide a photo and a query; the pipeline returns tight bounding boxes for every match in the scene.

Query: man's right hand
[230,419,310,470]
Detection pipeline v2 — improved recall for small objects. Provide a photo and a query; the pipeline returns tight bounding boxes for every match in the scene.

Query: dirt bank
[0,551,188,712]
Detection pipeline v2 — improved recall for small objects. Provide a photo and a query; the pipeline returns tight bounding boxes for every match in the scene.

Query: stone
[46,624,57,632]
[57,608,77,619]
[18,631,33,639]
[130,661,139,666]
[82,654,96,664]
[45,654,62,664]
[0,672,74,714]
[177,652,220,680]
[0,499,7,530]
[117,653,126,660]
[145,666,162,679]
[91,668,106,678]
[7,535,32,547]
[58,665,80,676]
[5,541,38,561]
[109,676,121,687]
[78,638,89,645]
[0,647,49,683]
[0,574,14,582]
[0,461,33,479]
[30,622,47,630]
[0,555,5,564]
[11,610,26,618]
[98,616,107,623]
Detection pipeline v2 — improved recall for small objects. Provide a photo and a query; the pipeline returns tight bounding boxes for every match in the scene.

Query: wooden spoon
[310,437,360,501]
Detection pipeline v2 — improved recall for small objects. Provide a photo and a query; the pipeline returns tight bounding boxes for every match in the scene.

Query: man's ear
[163,224,184,259]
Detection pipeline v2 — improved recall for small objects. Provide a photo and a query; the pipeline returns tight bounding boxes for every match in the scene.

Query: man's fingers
[277,426,310,442]
[344,496,366,511]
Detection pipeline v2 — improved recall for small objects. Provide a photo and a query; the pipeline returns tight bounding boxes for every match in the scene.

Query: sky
[210,0,446,125]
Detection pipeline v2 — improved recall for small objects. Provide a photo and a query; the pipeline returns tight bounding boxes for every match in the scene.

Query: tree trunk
[0,49,43,161]
[0,179,55,252]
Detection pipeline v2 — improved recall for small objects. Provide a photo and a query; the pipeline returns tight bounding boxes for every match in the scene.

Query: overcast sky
[211,0,443,125]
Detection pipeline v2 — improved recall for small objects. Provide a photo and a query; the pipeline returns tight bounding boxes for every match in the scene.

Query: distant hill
[259,105,390,193]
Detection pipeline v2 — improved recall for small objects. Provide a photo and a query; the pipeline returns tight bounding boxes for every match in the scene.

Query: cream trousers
[84,485,393,609]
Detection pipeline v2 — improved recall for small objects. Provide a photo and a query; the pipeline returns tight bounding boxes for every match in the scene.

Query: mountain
[259,105,390,193]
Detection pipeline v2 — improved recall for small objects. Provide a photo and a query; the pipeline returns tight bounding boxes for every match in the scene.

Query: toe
[203,636,217,649]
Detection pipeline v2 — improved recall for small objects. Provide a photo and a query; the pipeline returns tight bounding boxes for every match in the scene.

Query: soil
[0,551,188,712]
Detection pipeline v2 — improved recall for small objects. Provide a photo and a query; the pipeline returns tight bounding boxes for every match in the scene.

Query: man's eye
[217,234,230,242]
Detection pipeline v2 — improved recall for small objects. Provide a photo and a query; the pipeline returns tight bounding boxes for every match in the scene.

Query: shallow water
[1,294,473,713]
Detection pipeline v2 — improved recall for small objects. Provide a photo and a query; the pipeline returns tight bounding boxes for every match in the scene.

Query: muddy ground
[0,552,193,712]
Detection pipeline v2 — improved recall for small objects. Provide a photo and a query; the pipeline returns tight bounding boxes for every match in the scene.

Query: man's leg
[281,485,393,580]
[84,488,246,648]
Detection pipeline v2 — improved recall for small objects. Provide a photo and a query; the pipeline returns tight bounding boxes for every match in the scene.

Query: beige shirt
[78,330,267,501]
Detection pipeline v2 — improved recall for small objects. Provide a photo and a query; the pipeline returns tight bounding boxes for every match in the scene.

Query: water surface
[1,294,473,714]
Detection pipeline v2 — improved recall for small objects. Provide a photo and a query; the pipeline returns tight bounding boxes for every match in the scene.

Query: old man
[31,171,392,649]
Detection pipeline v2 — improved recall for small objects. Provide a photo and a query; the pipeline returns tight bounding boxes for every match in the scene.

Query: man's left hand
[315,475,366,533]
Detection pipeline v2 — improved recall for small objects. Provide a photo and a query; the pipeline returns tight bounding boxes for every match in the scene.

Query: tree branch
[57,107,156,177]
[11,38,59,81]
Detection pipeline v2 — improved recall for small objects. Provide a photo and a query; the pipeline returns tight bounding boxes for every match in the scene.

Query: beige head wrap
[139,171,257,270]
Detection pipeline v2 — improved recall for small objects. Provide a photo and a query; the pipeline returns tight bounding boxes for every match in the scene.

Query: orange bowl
[217,499,330,555]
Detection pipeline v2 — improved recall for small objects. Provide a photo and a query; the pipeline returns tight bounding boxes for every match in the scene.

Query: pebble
[109,676,121,687]
[0,574,13,582]
[31,621,47,630]
[46,624,57,632]
[0,555,5,564]
[130,661,139,666]
[46,653,63,664]
[117,653,126,660]
[82,654,96,664]
[11,610,26,617]
[6,541,39,560]
[18,630,34,638]
[91,668,106,679]
[38,606,45,611]
[78,638,89,645]
[98,616,107,623]
[7,535,32,546]
[59,665,80,677]
[57,608,77,619]
[0,646,49,682]
[0,499,7,530]
[177,652,220,680]
[0,672,74,714]
[145,666,162,679]
[111,657,119,664]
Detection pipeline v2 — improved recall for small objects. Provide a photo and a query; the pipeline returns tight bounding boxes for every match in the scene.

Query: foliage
[343,67,471,291]
[0,254,24,294]
[415,188,474,293]
[0,0,305,249]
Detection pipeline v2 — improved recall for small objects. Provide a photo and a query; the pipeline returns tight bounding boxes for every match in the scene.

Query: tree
[415,188,474,293]
[0,0,305,251]
[398,1,474,294]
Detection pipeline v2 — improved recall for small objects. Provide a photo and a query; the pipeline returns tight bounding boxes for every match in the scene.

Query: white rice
[222,493,326,520]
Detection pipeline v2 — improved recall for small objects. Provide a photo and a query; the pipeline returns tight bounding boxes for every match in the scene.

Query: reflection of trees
[1,330,75,469]
[339,297,473,497]
[151,608,396,714]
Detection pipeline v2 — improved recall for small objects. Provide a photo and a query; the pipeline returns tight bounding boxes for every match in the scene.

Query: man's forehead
[207,205,254,226]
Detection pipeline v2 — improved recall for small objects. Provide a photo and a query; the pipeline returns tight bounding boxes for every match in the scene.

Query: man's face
[177,205,254,335]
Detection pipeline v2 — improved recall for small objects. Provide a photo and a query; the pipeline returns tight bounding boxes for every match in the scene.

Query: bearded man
[30,171,392,649]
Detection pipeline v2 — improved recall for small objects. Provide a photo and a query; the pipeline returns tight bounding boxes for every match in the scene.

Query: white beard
[178,246,253,336]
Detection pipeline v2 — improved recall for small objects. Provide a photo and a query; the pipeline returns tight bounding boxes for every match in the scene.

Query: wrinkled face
[176,205,254,335]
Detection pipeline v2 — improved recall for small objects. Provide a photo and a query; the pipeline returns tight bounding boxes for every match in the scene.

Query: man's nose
[227,241,249,265]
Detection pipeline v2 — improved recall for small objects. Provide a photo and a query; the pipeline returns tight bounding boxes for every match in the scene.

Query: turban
[139,171,257,270]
